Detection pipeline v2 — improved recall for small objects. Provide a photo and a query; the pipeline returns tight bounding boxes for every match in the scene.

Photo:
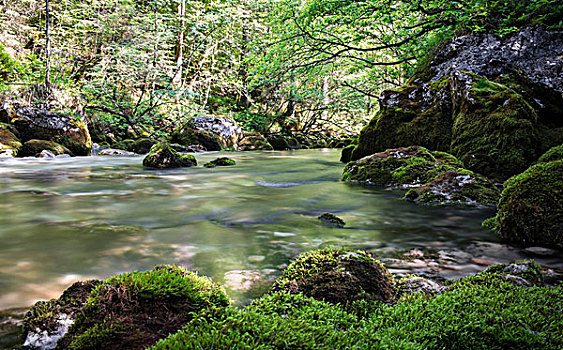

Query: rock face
[484,160,563,246]
[348,26,563,181]
[190,115,243,149]
[272,249,396,305]
[143,143,197,168]
[9,105,92,156]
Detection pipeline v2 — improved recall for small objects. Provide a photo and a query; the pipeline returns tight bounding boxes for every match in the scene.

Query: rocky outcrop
[348,26,563,181]
[142,143,197,168]
[190,115,243,149]
[484,160,563,246]
[8,105,92,156]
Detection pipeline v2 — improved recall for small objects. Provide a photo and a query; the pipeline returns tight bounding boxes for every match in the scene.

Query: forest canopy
[0,0,561,136]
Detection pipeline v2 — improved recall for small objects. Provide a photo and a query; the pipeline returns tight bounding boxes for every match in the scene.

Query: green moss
[143,142,197,168]
[238,132,273,151]
[451,72,540,180]
[58,265,229,349]
[318,213,346,228]
[272,248,396,306]
[483,160,563,246]
[537,144,563,163]
[17,139,70,157]
[0,126,21,153]
[204,157,236,168]
[151,281,563,349]
[343,146,465,186]
[339,144,356,163]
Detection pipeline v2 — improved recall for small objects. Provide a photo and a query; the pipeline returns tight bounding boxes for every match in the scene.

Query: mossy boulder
[0,124,21,157]
[483,160,563,246]
[17,139,70,157]
[342,146,463,186]
[238,132,273,151]
[450,72,541,180]
[265,134,301,150]
[340,144,356,163]
[11,106,92,156]
[537,144,563,163]
[171,125,222,151]
[203,157,236,168]
[272,249,396,305]
[57,265,229,350]
[143,143,197,168]
[405,170,500,206]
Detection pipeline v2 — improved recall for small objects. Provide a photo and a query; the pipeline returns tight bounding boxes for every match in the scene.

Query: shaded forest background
[1,0,562,139]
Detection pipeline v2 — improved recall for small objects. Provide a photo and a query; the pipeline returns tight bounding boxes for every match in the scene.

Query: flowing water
[1,149,562,319]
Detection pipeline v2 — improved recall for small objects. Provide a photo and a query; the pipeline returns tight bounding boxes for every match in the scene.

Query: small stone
[318,213,346,228]
[470,257,496,266]
[98,148,136,156]
[523,247,557,256]
[247,255,265,263]
[39,150,56,159]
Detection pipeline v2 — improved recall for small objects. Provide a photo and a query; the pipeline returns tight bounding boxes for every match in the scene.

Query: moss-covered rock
[17,139,70,157]
[265,134,301,150]
[537,144,563,163]
[483,160,563,246]
[11,106,91,156]
[143,143,197,168]
[272,249,395,305]
[57,265,229,350]
[318,213,346,228]
[342,146,464,186]
[0,124,21,157]
[404,170,500,206]
[170,126,222,151]
[340,144,356,163]
[203,157,236,168]
[450,72,541,180]
[238,132,273,151]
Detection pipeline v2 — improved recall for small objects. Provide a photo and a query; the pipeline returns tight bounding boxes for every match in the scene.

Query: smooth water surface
[1,149,561,311]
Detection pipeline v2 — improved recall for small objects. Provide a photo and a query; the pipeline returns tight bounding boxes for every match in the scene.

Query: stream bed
[1,149,562,343]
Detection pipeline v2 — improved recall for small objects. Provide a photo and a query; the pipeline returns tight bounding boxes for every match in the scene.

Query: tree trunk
[45,0,51,88]
[172,0,185,88]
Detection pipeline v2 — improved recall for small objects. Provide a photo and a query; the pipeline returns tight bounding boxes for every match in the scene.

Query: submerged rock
[484,160,563,246]
[143,142,197,168]
[405,170,500,206]
[203,157,236,168]
[272,249,396,305]
[318,213,346,228]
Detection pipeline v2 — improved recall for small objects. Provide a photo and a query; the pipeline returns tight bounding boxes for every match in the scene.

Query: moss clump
[537,144,563,163]
[203,157,236,168]
[484,160,563,246]
[317,213,346,228]
[451,72,540,181]
[0,125,21,155]
[58,265,229,350]
[17,139,70,157]
[342,146,464,186]
[272,249,395,305]
[405,170,500,206]
[143,142,197,168]
[152,281,563,349]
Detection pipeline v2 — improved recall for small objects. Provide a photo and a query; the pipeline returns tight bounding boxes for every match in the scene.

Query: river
[1,149,561,315]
